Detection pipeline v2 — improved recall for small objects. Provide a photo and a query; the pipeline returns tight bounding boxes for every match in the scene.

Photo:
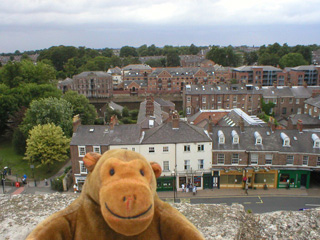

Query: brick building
[211,125,320,189]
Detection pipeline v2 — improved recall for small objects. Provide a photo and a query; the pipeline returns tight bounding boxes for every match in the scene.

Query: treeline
[206,43,319,68]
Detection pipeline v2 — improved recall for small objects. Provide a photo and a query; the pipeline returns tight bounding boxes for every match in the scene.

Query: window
[250,153,258,165]
[286,155,294,165]
[186,107,191,114]
[282,107,287,114]
[317,157,320,166]
[217,96,221,103]
[218,130,225,144]
[184,145,190,152]
[202,97,206,103]
[233,96,237,102]
[79,161,88,174]
[255,132,262,145]
[218,154,225,164]
[273,99,277,104]
[198,159,204,170]
[78,146,86,157]
[265,154,273,165]
[284,139,290,146]
[149,147,155,153]
[296,99,300,104]
[163,146,169,152]
[163,161,169,171]
[289,98,293,104]
[187,96,191,102]
[281,98,284,104]
[315,141,320,148]
[232,154,239,165]
[197,144,204,151]
[132,148,135,151]
[302,156,309,166]
[315,107,318,113]
[184,160,190,170]
[297,108,301,114]
[93,146,100,154]
[232,130,239,144]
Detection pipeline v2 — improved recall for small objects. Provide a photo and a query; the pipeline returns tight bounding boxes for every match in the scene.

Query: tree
[122,107,130,118]
[0,61,22,88]
[258,53,280,66]
[24,123,70,169]
[62,90,97,125]
[189,44,199,55]
[145,58,166,67]
[279,53,308,68]
[261,98,275,115]
[244,51,258,65]
[101,48,113,58]
[166,49,180,67]
[206,46,240,67]
[120,46,138,57]
[20,97,73,138]
[0,84,18,134]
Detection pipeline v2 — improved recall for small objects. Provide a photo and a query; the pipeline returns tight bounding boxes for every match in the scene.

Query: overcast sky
[1,0,320,53]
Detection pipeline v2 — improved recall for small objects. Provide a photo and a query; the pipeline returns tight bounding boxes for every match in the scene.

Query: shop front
[245,168,278,189]
[219,170,243,188]
[178,172,204,191]
[156,176,174,191]
[278,170,311,189]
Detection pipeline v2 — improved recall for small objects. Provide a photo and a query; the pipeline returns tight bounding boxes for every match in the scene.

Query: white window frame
[317,157,320,167]
[93,146,101,154]
[283,139,290,146]
[163,146,169,152]
[186,107,191,114]
[78,146,86,157]
[250,153,258,165]
[187,96,191,102]
[184,160,190,170]
[197,144,204,152]
[217,154,225,164]
[184,145,191,152]
[296,99,300,104]
[265,154,273,165]
[286,155,294,165]
[256,137,262,145]
[163,161,169,171]
[314,141,320,148]
[302,156,309,166]
[79,161,88,174]
[202,97,206,103]
[149,147,155,153]
[198,159,204,170]
[233,136,239,144]
[232,153,239,165]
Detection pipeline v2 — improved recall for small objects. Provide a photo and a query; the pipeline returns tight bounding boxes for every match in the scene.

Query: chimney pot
[297,119,303,132]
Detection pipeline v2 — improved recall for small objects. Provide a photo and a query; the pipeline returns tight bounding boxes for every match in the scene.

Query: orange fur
[26,149,204,240]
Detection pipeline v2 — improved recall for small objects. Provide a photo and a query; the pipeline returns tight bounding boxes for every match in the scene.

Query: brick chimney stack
[273,80,277,88]
[303,80,308,88]
[171,110,179,129]
[208,115,213,133]
[145,96,154,116]
[268,116,276,132]
[297,119,303,133]
[239,116,244,133]
[72,114,81,133]
[109,115,118,130]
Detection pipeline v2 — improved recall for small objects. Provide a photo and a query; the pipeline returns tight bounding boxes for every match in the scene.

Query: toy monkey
[26,149,204,240]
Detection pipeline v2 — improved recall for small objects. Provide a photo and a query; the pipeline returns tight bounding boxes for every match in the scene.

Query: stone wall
[0,193,319,240]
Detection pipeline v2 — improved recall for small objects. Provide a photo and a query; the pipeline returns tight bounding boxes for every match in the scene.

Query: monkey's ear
[150,162,162,178]
[83,152,101,172]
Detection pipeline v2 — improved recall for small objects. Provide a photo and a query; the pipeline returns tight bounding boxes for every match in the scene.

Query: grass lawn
[0,137,70,181]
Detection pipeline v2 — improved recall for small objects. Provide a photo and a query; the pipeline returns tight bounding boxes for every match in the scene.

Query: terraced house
[211,125,320,189]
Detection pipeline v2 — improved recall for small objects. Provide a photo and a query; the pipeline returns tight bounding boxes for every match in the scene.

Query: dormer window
[218,130,225,144]
[281,132,290,146]
[312,134,320,148]
[231,130,239,144]
[254,131,262,145]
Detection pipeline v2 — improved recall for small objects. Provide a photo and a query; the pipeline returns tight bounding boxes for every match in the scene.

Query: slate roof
[70,125,141,146]
[290,65,320,71]
[186,84,262,95]
[211,126,320,154]
[154,98,175,108]
[233,66,282,72]
[109,101,123,112]
[123,80,148,88]
[137,100,164,128]
[59,78,73,86]
[74,71,111,78]
[123,64,152,71]
[142,121,211,144]
[289,114,320,125]
[261,86,320,98]
[218,109,266,127]
[305,95,320,108]
[107,67,121,75]
[149,67,216,77]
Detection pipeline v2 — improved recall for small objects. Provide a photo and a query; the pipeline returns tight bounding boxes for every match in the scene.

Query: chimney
[145,96,154,116]
[171,110,179,129]
[273,81,277,88]
[303,80,307,88]
[297,119,303,133]
[208,115,213,133]
[288,81,292,88]
[268,116,276,132]
[312,89,320,98]
[109,115,118,130]
[239,117,244,133]
[72,114,81,133]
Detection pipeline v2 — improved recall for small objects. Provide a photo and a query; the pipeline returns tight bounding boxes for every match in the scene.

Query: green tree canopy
[0,84,18,134]
[24,123,70,168]
[206,46,241,67]
[62,90,97,125]
[166,49,180,67]
[20,97,73,137]
[279,53,308,68]
[120,46,138,57]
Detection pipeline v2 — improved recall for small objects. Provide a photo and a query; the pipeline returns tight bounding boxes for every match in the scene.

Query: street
[189,196,320,213]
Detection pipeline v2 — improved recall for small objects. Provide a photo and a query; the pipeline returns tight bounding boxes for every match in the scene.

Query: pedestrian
[186,183,189,193]
[189,184,192,193]
[193,185,197,195]
[245,182,248,195]
[73,183,78,193]
[181,183,185,192]
[45,179,48,186]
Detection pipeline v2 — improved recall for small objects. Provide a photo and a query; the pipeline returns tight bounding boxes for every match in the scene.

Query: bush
[51,174,65,192]
[64,166,72,174]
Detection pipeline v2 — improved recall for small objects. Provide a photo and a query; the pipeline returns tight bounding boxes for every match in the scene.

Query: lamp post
[1,173,5,194]
[31,165,36,187]
[172,169,177,203]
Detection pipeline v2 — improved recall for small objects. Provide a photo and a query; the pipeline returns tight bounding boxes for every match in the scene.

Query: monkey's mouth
[105,203,153,219]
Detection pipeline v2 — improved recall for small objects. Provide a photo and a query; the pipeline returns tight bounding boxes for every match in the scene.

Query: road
[189,196,320,213]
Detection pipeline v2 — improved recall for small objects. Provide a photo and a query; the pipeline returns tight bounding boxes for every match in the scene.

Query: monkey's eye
[140,169,145,176]
[110,168,115,176]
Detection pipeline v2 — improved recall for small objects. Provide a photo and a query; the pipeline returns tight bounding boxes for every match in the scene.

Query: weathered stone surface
[1,193,320,240]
